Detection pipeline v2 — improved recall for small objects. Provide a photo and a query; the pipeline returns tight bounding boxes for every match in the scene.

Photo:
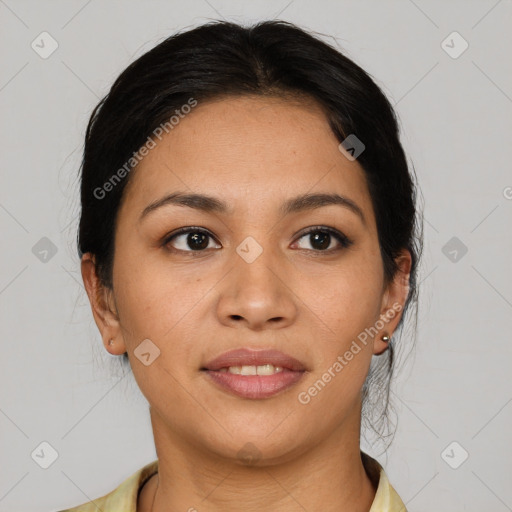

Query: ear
[373,249,412,356]
[80,252,127,356]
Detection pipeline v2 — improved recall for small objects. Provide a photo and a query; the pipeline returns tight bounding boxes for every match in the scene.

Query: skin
[81,95,411,512]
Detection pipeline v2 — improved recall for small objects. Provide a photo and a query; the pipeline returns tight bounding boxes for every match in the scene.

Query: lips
[201,348,307,400]
[202,348,307,372]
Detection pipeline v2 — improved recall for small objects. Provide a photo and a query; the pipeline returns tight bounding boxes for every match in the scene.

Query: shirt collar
[60,455,407,511]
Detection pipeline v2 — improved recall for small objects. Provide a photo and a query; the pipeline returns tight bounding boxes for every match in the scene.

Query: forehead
[120,95,373,223]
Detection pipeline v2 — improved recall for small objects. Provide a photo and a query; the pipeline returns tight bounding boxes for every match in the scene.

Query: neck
[140,408,378,512]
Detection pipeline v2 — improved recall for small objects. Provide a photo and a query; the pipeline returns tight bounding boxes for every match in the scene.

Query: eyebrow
[139,191,366,225]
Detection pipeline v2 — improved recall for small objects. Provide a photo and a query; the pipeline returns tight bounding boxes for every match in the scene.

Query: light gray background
[1,1,511,511]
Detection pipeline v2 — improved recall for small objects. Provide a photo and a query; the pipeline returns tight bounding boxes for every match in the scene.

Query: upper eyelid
[166,225,343,239]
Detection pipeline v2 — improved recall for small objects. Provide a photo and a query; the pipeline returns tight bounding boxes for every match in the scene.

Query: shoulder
[57,460,159,512]
[362,452,408,512]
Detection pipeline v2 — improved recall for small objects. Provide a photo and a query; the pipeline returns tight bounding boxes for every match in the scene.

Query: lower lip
[203,369,305,399]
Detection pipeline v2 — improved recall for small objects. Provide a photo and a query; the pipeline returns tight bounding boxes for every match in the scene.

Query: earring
[382,333,390,342]
[108,339,114,346]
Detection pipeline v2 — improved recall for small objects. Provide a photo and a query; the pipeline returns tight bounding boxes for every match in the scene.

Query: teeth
[224,364,284,375]
[240,365,256,375]
[257,364,284,375]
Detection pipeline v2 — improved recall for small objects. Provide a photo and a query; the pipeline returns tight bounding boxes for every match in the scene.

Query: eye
[292,226,353,252]
[163,227,220,253]
[162,225,353,255]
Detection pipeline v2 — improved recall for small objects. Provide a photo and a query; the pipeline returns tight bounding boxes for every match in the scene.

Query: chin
[196,421,314,467]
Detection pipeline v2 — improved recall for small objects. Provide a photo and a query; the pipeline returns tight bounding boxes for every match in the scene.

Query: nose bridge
[237,235,281,291]
[234,232,284,300]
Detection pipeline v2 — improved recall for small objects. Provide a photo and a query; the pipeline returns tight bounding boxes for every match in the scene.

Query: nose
[216,246,298,331]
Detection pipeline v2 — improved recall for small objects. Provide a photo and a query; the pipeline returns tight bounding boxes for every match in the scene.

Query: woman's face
[83,95,410,464]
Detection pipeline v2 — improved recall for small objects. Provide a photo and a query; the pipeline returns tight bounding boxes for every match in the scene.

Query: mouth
[201,348,307,400]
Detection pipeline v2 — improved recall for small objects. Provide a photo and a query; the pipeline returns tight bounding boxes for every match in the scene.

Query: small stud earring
[382,333,390,342]
[108,339,114,346]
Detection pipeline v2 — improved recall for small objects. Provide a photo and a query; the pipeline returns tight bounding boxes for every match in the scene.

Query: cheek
[112,253,211,380]
[112,249,190,333]
[113,261,198,409]
[305,256,384,341]
[295,265,381,422]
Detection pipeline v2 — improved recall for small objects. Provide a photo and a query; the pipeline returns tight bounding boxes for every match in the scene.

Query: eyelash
[162,226,353,255]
